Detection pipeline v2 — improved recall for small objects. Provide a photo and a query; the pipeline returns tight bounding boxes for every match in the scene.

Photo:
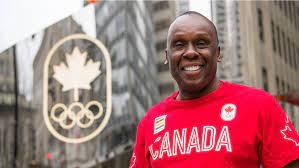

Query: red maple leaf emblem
[225,106,234,113]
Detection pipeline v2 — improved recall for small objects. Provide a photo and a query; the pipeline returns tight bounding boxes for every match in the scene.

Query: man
[129,11,299,168]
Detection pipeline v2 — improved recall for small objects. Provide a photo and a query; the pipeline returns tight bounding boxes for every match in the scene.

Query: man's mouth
[183,65,202,71]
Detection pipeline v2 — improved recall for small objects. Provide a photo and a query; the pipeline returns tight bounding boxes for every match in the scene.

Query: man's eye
[197,40,206,46]
[175,41,184,47]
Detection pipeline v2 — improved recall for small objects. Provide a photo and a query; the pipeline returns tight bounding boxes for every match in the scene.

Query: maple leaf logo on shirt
[225,106,234,113]
[280,116,299,146]
[53,47,101,101]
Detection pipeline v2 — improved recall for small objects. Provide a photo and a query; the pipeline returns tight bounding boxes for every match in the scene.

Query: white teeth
[184,66,200,71]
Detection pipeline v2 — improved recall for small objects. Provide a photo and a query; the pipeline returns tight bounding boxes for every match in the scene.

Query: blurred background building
[176,0,190,15]
[0,48,16,168]
[0,47,34,168]
[152,0,190,100]
[0,0,298,168]
[4,1,160,168]
[153,1,177,100]
[94,1,159,167]
[212,1,299,127]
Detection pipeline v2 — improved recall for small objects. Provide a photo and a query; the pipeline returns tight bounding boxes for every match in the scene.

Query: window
[155,40,166,51]
[282,31,286,61]
[288,2,293,22]
[257,9,264,42]
[262,67,268,91]
[277,26,282,56]
[282,80,285,93]
[294,43,297,69]
[292,2,296,23]
[153,1,169,11]
[283,1,288,16]
[287,37,291,67]
[276,76,280,94]
[0,60,3,74]
[293,43,299,69]
[155,19,170,32]
[295,7,298,30]
[271,20,276,52]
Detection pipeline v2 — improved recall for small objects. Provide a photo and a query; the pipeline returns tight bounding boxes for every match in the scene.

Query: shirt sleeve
[129,119,151,168]
[259,95,299,168]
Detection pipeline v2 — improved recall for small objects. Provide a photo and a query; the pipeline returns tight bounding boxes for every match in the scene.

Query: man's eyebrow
[170,32,211,39]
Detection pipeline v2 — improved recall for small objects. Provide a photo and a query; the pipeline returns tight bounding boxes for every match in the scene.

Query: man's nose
[183,44,198,58]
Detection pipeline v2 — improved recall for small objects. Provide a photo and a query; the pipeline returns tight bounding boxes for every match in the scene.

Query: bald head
[167,11,219,49]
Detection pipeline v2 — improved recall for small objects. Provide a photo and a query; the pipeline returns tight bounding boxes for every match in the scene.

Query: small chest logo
[221,104,236,121]
[154,115,167,134]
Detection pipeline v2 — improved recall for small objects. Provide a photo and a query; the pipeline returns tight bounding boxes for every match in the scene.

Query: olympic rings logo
[50,101,103,129]
[43,34,112,143]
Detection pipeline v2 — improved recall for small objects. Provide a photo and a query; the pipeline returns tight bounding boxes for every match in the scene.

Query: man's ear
[217,46,222,62]
[164,49,169,64]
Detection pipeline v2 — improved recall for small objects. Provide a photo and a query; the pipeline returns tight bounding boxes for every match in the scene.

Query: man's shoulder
[225,81,273,100]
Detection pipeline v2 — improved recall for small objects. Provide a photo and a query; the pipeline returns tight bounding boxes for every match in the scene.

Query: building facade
[0,1,159,168]
[0,48,15,168]
[212,1,299,129]
[176,0,190,15]
[94,1,159,167]
[153,1,177,100]
[0,46,34,168]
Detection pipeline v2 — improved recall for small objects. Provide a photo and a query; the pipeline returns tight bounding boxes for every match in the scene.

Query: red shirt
[129,81,299,168]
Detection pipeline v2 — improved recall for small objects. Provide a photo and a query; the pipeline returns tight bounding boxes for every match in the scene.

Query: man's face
[166,14,220,93]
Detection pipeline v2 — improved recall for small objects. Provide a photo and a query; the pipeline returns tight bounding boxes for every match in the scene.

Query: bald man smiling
[129,11,299,168]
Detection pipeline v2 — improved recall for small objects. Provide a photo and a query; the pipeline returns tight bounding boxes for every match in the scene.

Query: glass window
[287,37,292,67]
[288,2,293,22]
[262,67,268,91]
[271,20,276,52]
[134,4,146,39]
[155,40,166,51]
[276,26,282,57]
[153,1,169,11]
[155,19,171,32]
[282,80,285,93]
[276,76,280,94]
[282,31,286,61]
[257,8,264,42]
[0,2,160,167]
[293,43,297,69]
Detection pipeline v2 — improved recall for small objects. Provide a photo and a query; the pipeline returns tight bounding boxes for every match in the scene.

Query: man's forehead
[167,14,216,39]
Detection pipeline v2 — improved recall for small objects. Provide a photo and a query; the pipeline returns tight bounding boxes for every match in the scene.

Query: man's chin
[179,81,206,92]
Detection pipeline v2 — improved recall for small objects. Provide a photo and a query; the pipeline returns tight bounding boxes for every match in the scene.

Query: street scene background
[0,0,298,167]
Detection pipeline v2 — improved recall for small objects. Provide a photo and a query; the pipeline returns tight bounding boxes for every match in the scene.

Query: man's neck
[177,79,221,100]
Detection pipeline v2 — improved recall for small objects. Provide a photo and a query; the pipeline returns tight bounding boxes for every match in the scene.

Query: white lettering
[149,126,232,161]
[202,126,216,151]
[172,128,187,156]
[186,127,201,154]
[159,132,172,158]
[149,144,159,160]
[215,126,232,152]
